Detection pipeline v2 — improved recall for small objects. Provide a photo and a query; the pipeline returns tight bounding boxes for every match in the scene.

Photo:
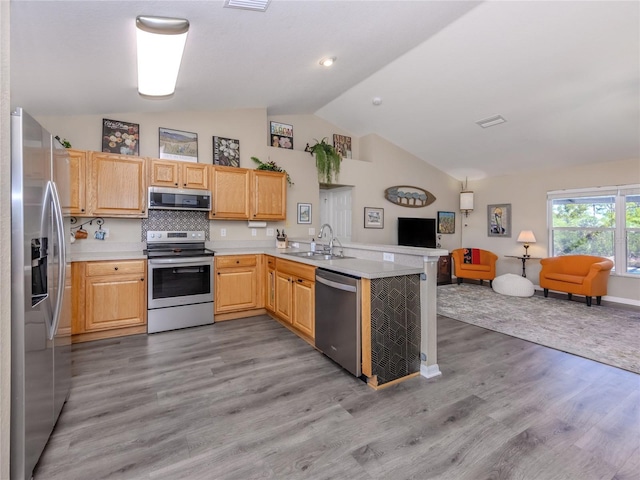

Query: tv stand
[437,254,452,285]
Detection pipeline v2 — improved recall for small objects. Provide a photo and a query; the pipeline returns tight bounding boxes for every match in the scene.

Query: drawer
[216,255,258,269]
[85,260,146,277]
[266,255,276,269]
[276,258,316,282]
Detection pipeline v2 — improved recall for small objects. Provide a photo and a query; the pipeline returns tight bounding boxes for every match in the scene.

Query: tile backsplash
[141,210,210,240]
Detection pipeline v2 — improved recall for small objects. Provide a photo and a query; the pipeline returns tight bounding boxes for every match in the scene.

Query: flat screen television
[398,217,437,248]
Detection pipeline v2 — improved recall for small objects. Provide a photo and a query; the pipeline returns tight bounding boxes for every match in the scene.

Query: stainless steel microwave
[148,187,212,211]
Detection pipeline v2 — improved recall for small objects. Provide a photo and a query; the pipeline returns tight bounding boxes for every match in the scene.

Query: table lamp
[517,230,536,257]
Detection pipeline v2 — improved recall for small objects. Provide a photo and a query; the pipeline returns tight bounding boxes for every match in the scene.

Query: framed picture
[437,211,455,234]
[102,118,139,156]
[159,127,198,162]
[488,204,512,237]
[297,203,312,224]
[270,121,293,149]
[213,136,240,167]
[364,207,384,229]
[333,134,352,159]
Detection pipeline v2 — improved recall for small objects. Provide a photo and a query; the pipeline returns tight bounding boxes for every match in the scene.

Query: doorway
[319,185,353,242]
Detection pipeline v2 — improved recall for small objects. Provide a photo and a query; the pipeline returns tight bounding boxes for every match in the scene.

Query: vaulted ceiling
[10,0,640,180]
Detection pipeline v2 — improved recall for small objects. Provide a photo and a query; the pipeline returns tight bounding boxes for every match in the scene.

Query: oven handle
[148,257,213,266]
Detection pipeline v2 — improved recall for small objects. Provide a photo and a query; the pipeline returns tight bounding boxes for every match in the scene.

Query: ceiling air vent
[224,0,271,11]
[476,115,507,128]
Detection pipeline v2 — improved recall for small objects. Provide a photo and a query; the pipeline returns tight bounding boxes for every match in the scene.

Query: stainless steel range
[145,230,215,333]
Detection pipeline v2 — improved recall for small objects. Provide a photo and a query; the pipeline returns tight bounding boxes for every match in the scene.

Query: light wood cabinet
[72,260,147,342]
[149,158,209,190]
[251,170,287,220]
[215,255,262,314]
[265,256,276,312]
[210,166,250,219]
[274,258,316,338]
[58,148,87,215]
[88,152,147,217]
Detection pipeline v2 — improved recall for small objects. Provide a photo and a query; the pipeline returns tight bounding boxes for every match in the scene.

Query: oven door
[148,257,214,309]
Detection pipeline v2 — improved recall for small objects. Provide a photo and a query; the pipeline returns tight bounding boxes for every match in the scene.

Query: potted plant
[308,137,341,184]
[251,156,293,186]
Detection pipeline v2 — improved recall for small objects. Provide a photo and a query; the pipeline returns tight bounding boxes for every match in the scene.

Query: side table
[504,255,541,278]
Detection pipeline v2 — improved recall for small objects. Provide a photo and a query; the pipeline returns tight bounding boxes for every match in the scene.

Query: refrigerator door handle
[49,181,66,339]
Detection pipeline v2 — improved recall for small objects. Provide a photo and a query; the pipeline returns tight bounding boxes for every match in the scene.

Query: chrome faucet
[318,223,334,254]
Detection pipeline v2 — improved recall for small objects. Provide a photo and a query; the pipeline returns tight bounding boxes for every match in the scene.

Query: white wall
[1,1,11,476]
[461,157,640,303]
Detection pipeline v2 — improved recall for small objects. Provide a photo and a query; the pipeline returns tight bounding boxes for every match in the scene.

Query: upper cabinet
[58,148,87,216]
[210,166,250,220]
[209,167,286,221]
[251,170,286,221]
[149,158,209,190]
[88,152,147,218]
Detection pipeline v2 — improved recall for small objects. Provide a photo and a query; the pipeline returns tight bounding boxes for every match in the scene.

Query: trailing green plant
[309,138,341,184]
[55,135,71,148]
[251,156,293,186]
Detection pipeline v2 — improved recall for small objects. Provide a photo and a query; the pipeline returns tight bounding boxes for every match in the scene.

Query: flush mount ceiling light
[319,57,336,67]
[136,15,189,97]
[224,0,271,12]
[476,115,507,128]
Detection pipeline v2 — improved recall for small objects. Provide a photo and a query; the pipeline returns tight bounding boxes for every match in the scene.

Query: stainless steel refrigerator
[11,108,71,480]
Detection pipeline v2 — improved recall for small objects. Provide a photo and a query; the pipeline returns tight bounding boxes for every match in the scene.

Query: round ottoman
[492,273,535,297]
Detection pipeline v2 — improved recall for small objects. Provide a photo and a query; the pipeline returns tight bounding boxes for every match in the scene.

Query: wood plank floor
[34,315,640,480]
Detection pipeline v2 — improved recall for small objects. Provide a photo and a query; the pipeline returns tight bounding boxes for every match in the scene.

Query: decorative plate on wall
[384,186,436,208]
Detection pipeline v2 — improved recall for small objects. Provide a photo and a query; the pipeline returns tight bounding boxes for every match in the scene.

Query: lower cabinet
[72,260,147,342]
[273,258,316,340]
[215,255,262,315]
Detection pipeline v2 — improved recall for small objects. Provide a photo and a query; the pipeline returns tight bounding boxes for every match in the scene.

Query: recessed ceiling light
[319,57,336,67]
[372,97,383,106]
[224,0,271,11]
[476,115,507,128]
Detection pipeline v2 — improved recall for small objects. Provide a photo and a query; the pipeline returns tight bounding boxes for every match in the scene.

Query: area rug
[437,283,640,374]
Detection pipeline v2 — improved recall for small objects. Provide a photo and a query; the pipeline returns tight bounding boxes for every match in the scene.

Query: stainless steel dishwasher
[315,268,361,376]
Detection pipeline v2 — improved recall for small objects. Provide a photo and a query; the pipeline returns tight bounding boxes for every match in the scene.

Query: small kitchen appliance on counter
[145,230,215,333]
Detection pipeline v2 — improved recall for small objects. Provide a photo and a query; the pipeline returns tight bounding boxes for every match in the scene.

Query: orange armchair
[539,255,613,306]
[451,248,498,287]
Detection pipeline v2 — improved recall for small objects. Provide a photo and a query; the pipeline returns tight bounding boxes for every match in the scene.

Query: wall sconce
[460,178,474,217]
[517,230,537,257]
[136,15,190,97]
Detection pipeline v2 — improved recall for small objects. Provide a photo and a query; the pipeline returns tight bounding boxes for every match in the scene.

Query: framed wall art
[333,134,352,159]
[488,203,512,237]
[364,207,384,229]
[270,121,293,149]
[297,203,312,224]
[159,128,198,162]
[102,118,139,156]
[213,136,240,167]
[437,211,455,234]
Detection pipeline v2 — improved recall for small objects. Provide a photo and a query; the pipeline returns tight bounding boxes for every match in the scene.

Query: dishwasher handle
[316,275,357,292]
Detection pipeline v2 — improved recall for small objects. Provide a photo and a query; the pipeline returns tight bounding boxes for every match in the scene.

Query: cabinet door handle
[175,182,178,186]
[81,208,85,212]
[297,279,303,283]
[236,260,240,264]
[217,272,220,275]
[140,278,144,281]
[114,267,118,271]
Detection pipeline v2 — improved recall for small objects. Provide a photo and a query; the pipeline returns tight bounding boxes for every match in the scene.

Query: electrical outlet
[383,252,395,262]
[308,227,315,236]
[266,228,274,237]
[220,228,226,237]
[251,228,257,236]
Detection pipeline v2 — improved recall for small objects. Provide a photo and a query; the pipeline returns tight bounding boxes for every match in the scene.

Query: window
[548,185,640,276]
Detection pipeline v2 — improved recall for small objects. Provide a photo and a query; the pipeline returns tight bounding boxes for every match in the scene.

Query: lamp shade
[517,230,537,244]
[460,191,474,212]
[136,16,189,97]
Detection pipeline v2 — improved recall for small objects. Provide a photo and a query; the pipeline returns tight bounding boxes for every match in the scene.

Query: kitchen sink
[284,251,354,260]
